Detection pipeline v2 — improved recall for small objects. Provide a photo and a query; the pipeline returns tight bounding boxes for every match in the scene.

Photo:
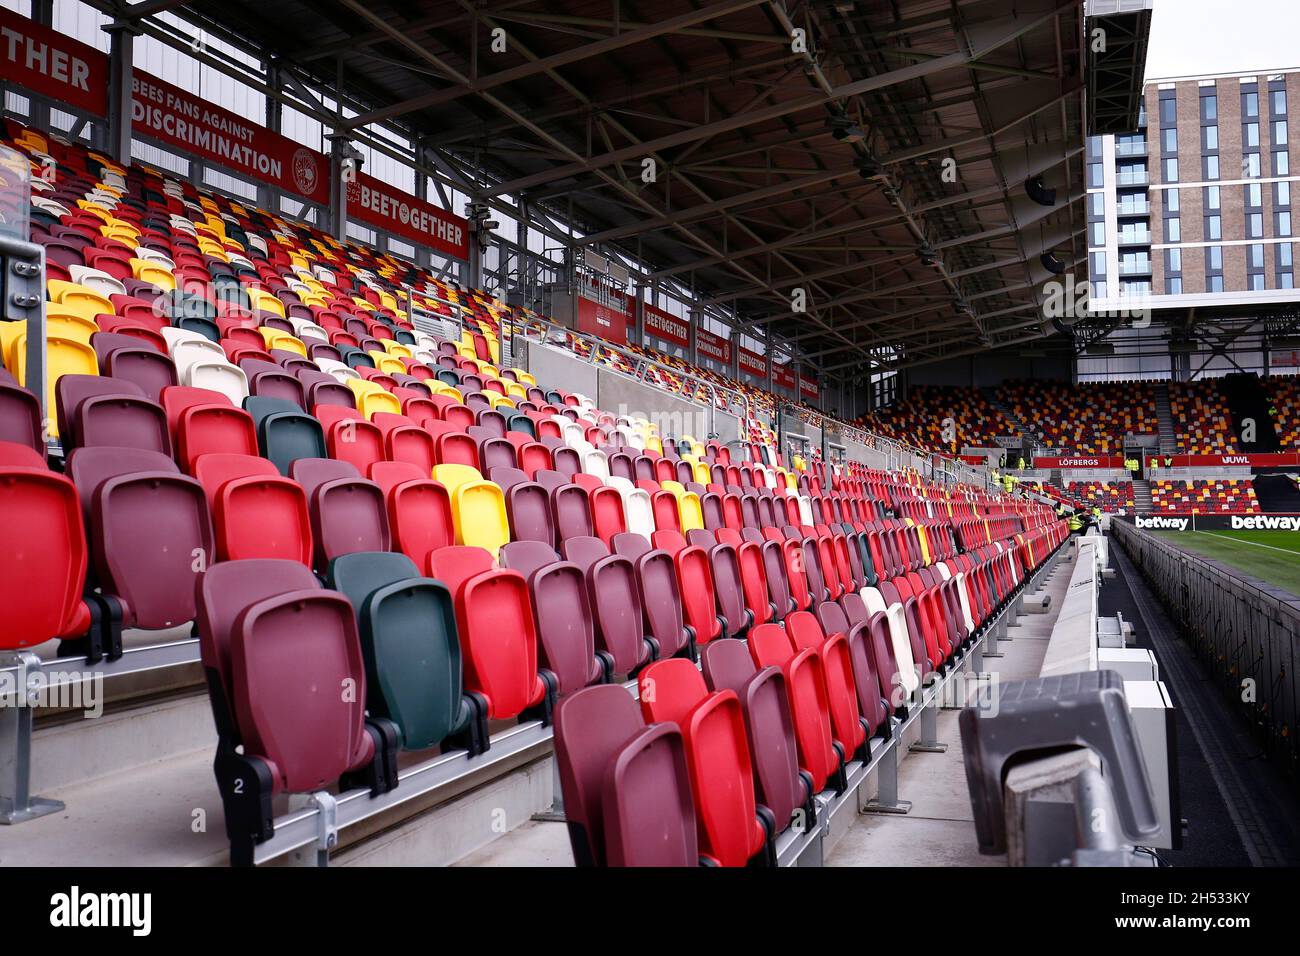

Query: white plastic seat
[67,266,126,298]
[316,357,361,384]
[582,449,610,480]
[185,360,249,404]
[160,327,210,355]
[172,339,227,377]
[608,476,654,540]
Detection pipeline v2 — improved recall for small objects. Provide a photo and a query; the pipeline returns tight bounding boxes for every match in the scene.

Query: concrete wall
[516,339,739,443]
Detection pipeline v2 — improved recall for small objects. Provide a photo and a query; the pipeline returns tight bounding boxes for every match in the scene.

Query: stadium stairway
[982,387,1030,448]
[1220,373,1280,452]
[1131,478,1153,512]
[1253,473,1300,513]
[1154,384,1176,456]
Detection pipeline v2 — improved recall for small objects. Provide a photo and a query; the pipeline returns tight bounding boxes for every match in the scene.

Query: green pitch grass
[1151,529,1300,596]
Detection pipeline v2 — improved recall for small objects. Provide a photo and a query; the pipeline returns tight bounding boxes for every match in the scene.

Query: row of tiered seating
[1266,376,1300,449]
[996,380,1158,455]
[857,385,1018,452]
[2,120,1068,867]
[1150,479,1259,514]
[1067,481,1135,512]
[1167,381,1237,454]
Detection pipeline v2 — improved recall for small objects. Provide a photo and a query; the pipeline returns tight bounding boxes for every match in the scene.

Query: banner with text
[575,294,630,346]
[0,8,106,116]
[696,328,730,364]
[347,171,469,260]
[642,303,690,349]
[1034,456,1126,469]
[738,347,766,379]
[1123,513,1300,532]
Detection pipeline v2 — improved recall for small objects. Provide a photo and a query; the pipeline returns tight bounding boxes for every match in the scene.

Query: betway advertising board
[1124,514,1300,532]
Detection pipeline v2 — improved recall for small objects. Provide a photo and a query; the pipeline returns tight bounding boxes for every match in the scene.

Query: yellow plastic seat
[346,378,402,419]
[46,311,100,345]
[130,258,176,292]
[511,370,536,387]
[433,465,509,557]
[258,328,307,357]
[13,335,99,435]
[248,288,286,318]
[47,281,114,322]
[487,393,516,410]
[362,351,403,375]
[380,340,413,360]
[505,382,528,400]
[429,382,462,400]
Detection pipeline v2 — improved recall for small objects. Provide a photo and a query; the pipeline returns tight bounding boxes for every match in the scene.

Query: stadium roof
[141,0,1148,376]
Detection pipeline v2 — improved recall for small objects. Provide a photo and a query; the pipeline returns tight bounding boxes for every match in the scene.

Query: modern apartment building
[1088,68,1300,310]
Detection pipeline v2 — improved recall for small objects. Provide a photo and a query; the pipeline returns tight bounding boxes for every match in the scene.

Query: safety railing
[1112,519,1300,780]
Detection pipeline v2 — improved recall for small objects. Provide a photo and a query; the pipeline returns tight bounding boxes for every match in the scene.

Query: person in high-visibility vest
[1017,456,1026,472]
[1003,473,1015,493]
[1067,511,1083,533]
[1056,502,1068,518]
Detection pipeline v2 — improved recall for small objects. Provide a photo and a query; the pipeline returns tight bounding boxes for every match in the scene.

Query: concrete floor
[456,551,1077,868]
[824,554,1072,866]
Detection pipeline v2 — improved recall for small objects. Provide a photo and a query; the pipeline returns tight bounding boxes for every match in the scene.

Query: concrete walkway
[826,551,1076,867]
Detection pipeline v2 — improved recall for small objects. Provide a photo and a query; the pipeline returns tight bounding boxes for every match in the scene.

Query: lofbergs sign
[347,172,469,261]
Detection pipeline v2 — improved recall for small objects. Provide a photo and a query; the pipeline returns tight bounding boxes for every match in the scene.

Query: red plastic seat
[367,461,454,567]
[194,452,313,565]
[638,658,769,867]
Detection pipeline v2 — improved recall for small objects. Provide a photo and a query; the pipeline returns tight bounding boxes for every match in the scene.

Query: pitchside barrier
[1112,520,1300,780]
[1118,513,1300,532]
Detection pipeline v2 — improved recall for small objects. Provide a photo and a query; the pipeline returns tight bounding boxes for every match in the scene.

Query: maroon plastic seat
[66,445,214,632]
[638,658,771,867]
[562,535,653,676]
[612,532,693,661]
[72,391,172,456]
[195,559,393,865]
[748,623,841,795]
[500,540,607,695]
[490,465,554,544]
[0,381,43,454]
[553,684,698,867]
[55,374,146,449]
[290,458,391,571]
[701,638,813,835]
[101,344,178,402]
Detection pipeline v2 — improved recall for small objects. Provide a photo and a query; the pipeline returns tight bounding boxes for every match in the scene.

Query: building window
[1163,157,1178,182]
[1248,182,1263,207]
[1204,125,1218,150]
[1160,97,1176,124]
[1163,128,1177,152]
[1166,218,1181,241]
[1281,273,1295,289]
[1208,215,1222,239]
[1272,90,1287,115]
[1250,244,1265,268]
[1278,182,1291,207]
[1167,248,1181,272]
[1088,162,1103,187]
[1248,213,1264,238]
[1166,276,1182,294]
[1250,274,1266,291]
[1244,91,1259,117]
[1280,212,1293,236]
[1246,153,1262,177]
[1201,94,1217,121]
[1209,275,1225,292]
[1276,151,1290,175]
[1274,120,1288,146]
[1091,251,1106,275]
[1092,221,1105,246]
[1165,187,1179,212]
[1205,155,1220,179]
[1206,185,1221,210]
[1090,192,1104,216]
[1208,246,1223,270]
[1280,243,1293,268]
[1245,122,1260,148]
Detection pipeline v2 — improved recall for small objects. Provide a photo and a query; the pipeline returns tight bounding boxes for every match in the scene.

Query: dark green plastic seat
[505,413,536,438]
[244,396,324,475]
[841,522,878,587]
[327,552,482,753]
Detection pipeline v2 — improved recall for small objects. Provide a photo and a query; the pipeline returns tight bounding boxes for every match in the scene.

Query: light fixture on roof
[855,155,883,179]
[1024,175,1057,207]
[1040,251,1067,275]
[831,117,866,143]
[918,243,938,267]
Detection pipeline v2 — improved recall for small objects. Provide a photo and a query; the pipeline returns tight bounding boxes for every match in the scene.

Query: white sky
[1145,0,1300,79]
